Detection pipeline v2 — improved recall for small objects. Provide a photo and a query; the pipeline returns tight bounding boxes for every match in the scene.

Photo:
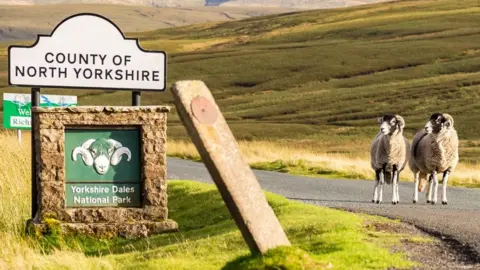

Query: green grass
[2,0,480,164]
[27,180,423,269]
[223,246,328,270]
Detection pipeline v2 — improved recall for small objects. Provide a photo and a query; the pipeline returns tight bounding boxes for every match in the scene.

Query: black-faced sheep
[409,113,459,205]
[370,114,411,204]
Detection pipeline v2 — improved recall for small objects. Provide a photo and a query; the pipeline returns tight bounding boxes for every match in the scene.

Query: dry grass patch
[0,131,117,269]
[180,38,236,52]
[167,139,480,187]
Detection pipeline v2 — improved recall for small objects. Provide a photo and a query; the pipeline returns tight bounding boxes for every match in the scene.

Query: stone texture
[172,80,290,254]
[31,220,178,239]
[31,106,176,237]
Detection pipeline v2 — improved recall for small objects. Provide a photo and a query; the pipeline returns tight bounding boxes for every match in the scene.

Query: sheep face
[72,138,132,175]
[377,114,405,136]
[424,113,454,134]
[89,139,115,174]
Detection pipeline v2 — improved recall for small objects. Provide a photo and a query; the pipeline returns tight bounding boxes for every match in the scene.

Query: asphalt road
[167,157,480,261]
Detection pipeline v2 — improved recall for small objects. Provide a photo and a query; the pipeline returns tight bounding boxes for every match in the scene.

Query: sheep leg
[413,172,419,204]
[392,166,398,205]
[372,170,380,203]
[395,168,400,204]
[391,173,396,204]
[442,170,450,205]
[431,171,439,205]
[426,174,433,203]
[378,166,385,204]
[396,174,400,204]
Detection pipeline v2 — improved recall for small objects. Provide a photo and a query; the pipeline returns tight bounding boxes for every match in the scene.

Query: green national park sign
[3,93,77,129]
[65,129,141,207]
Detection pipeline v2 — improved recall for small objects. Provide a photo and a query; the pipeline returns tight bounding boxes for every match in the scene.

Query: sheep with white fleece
[409,113,459,205]
[370,114,411,204]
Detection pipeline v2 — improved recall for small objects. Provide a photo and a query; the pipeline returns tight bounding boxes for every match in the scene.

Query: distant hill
[0,4,294,41]
[208,0,395,8]
[2,0,204,7]
[0,0,395,42]
[0,0,395,8]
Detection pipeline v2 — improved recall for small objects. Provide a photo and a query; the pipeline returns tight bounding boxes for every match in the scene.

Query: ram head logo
[72,138,131,175]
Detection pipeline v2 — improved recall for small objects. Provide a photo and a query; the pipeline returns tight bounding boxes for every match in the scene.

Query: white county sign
[8,13,166,91]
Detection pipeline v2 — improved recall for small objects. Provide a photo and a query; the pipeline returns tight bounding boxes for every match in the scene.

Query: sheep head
[377,114,405,135]
[424,113,454,134]
[72,138,132,175]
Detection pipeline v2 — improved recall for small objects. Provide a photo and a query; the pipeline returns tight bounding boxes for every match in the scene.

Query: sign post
[31,88,40,219]
[132,91,141,106]
[8,13,173,238]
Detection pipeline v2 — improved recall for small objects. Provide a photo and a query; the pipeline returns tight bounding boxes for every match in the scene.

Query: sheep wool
[427,129,459,173]
[371,133,409,184]
[411,128,459,190]
[370,114,410,204]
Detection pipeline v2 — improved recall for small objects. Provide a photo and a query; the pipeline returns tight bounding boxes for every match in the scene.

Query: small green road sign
[2,93,77,129]
[65,129,141,207]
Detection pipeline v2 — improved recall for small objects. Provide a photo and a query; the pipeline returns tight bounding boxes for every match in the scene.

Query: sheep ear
[377,117,383,123]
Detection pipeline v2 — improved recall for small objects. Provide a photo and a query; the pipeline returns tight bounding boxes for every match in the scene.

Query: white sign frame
[8,13,167,92]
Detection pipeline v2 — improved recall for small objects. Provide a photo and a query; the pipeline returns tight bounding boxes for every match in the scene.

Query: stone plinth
[30,106,178,238]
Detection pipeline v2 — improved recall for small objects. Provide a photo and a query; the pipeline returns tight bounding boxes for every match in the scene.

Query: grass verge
[0,131,429,269]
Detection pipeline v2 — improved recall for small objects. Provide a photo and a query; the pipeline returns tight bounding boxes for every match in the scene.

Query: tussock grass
[0,131,427,269]
[167,139,480,187]
[0,131,30,234]
[0,131,117,269]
